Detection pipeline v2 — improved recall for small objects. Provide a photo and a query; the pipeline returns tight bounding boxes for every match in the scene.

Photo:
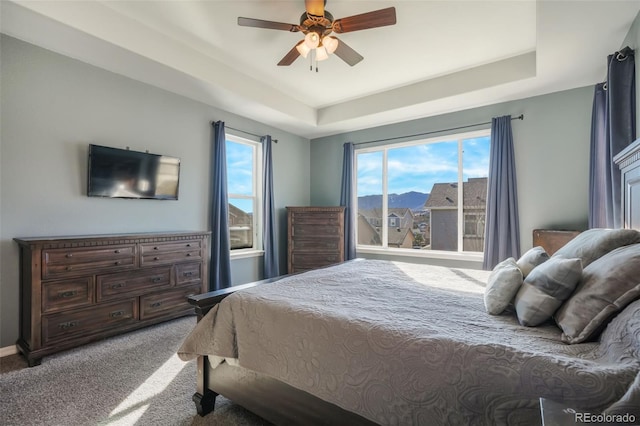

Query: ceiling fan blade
[332,38,364,66]
[333,7,396,33]
[238,17,300,32]
[305,0,325,17]
[277,42,302,66]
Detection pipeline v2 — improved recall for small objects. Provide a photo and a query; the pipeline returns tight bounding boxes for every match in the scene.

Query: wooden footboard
[186,277,284,417]
[185,271,377,424]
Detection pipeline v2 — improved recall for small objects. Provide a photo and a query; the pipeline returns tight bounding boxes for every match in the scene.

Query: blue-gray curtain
[589,46,636,229]
[210,121,232,290]
[483,115,521,270]
[589,83,611,228]
[339,142,356,260]
[262,135,279,278]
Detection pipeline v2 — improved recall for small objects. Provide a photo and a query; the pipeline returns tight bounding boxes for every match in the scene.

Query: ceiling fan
[238,0,396,68]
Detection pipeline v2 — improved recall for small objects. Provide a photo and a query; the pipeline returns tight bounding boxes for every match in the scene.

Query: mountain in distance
[358,191,429,211]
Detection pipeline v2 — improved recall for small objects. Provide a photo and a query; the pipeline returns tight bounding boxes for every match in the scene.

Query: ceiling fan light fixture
[316,46,329,61]
[304,31,320,49]
[322,36,338,54]
[296,40,311,58]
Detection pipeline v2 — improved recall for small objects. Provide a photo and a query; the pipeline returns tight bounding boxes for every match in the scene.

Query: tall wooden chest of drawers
[287,206,345,274]
[14,231,210,366]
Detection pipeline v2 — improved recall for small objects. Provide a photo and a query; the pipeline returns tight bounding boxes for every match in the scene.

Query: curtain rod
[211,120,278,143]
[354,114,524,146]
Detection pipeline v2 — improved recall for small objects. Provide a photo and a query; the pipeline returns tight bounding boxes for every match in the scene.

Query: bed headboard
[614,138,640,230]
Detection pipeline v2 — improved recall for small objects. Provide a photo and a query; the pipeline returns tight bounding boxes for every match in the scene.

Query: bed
[178,140,640,425]
[178,249,640,425]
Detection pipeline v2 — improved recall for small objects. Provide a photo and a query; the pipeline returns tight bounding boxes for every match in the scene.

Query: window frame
[226,134,263,258]
[354,129,490,262]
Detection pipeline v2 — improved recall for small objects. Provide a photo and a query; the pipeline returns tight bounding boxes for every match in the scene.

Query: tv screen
[87,144,180,200]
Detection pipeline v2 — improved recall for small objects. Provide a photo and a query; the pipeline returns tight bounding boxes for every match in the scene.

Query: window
[356,130,490,256]
[226,135,262,251]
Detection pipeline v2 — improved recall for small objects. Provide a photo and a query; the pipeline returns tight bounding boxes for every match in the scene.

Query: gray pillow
[555,243,640,344]
[552,228,640,268]
[484,257,523,315]
[516,246,549,277]
[514,257,582,326]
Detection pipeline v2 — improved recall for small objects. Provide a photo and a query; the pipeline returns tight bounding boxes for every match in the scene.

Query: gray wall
[622,9,640,138]
[0,35,310,348]
[310,86,594,264]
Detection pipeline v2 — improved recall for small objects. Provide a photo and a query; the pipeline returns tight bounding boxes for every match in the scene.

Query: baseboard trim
[0,345,18,357]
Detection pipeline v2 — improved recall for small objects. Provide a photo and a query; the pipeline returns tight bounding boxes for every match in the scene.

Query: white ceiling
[1,1,639,139]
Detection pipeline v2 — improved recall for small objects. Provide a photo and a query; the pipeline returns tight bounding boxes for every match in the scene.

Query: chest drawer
[97,268,171,302]
[42,245,136,279]
[42,277,94,313]
[290,252,342,270]
[43,299,137,344]
[176,262,202,286]
[290,237,342,253]
[140,285,201,320]
[290,212,343,226]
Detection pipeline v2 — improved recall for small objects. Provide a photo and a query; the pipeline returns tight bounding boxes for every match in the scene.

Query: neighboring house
[229,203,253,249]
[388,227,416,249]
[357,214,382,246]
[360,208,414,229]
[424,177,487,252]
[358,208,416,248]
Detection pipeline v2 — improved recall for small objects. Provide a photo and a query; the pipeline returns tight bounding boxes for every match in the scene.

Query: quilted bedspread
[178,260,640,425]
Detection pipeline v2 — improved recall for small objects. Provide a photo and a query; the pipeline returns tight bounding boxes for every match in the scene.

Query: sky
[357,136,491,197]
[226,140,254,214]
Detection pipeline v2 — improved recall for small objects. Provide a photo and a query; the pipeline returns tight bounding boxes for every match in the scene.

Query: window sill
[356,246,484,263]
[230,249,264,260]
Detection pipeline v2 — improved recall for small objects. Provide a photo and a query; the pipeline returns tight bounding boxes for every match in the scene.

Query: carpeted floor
[0,316,272,426]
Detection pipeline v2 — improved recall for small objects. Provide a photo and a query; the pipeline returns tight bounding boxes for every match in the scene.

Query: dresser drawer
[140,240,201,254]
[42,277,94,313]
[43,299,137,344]
[97,268,171,302]
[140,240,202,266]
[140,285,201,320]
[42,245,136,279]
[176,262,202,286]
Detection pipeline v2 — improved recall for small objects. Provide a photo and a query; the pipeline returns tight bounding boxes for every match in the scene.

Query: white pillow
[484,257,523,315]
[516,246,549,278]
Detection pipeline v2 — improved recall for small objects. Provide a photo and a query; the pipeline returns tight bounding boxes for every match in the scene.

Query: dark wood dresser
[287,206,345,274]
[532,229,581,255]
[614,138,640,229]
[14,231,210,366]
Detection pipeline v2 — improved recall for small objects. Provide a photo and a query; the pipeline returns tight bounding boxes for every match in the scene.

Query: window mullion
[457,139,464,253]
[382,148,389,248]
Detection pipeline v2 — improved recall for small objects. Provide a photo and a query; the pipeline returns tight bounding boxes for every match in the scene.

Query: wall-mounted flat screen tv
[87,144,180,200]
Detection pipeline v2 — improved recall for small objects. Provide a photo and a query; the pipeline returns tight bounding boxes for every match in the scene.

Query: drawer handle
[183,271,194,277]
[153,257,160,261]
[114,249,121,254]
[186,253,192,257]
[150,302,162,308]
[65,266,73,271]
[65,253,73,258]
[111,282,125,289]
[153,246,159,250]
[186,243,192,247]
[114,261,121,266]
[151,277,163,283]
[110,310,125,318]
[58,321,78,330]
[58,290,78,298]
